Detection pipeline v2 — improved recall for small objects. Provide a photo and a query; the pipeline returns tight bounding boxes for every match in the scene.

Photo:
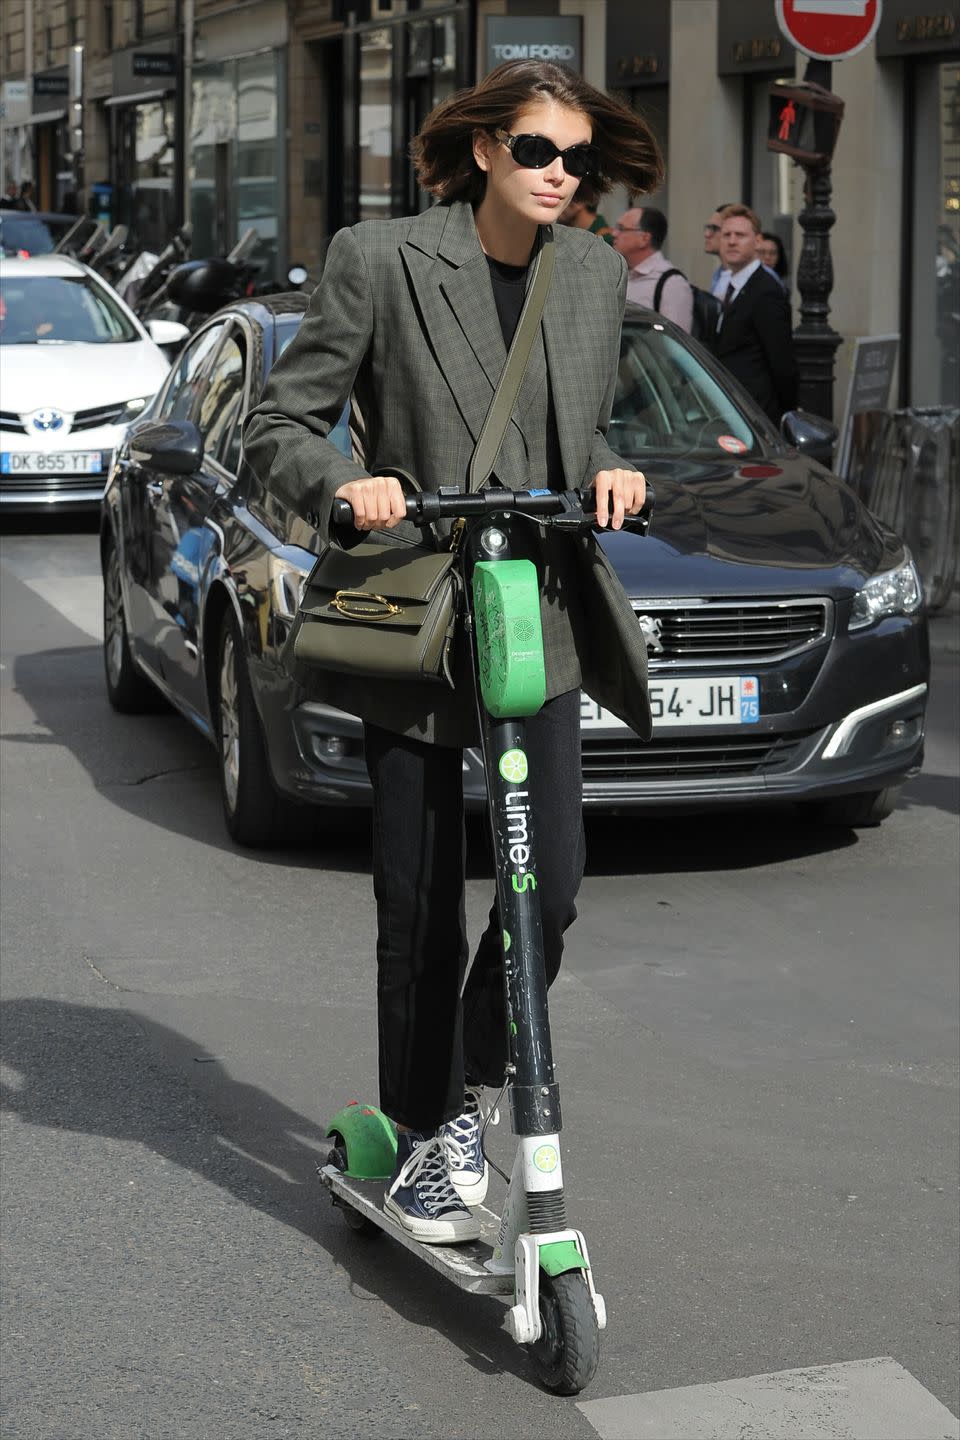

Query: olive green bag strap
[467,232,556,494]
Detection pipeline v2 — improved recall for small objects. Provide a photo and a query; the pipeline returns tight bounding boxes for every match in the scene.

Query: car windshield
[265,313,763,466]
[0,214,76,257]
[611,320,761,462]
[0,274,139,345]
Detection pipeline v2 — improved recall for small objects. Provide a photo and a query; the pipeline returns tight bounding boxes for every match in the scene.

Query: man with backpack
[613,207,721,344]
[613,207,693,333]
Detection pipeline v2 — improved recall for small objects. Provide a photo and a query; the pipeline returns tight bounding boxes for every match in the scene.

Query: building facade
[2,0,957,411]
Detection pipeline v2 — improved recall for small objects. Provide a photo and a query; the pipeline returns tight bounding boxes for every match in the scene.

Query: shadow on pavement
[901,772,960,817]
[10,642,373,873]
[0,996,531,1384]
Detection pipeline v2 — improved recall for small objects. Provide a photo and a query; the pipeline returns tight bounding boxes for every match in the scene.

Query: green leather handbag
[289,234,555,685]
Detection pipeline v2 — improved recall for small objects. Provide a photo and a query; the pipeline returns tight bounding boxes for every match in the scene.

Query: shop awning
[103,88,171,107]
[24,109,67,125]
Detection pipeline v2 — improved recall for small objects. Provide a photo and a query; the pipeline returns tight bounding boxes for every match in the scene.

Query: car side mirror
[780,409,839,468]
[129,419,204,475]
[146,317,190,347]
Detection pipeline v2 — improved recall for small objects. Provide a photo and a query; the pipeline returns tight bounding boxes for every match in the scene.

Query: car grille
[0,403,125,435]
[633,598,831,668]
[71,402,125,431]
[0,473,106,492]
[582,730,815,781]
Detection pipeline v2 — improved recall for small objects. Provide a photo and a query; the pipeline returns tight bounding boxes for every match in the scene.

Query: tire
[216,609,283,847]
[327,1139,382,1239]
[807,785,901,828]
[528,1271,600,1396]
[102,538,157,713]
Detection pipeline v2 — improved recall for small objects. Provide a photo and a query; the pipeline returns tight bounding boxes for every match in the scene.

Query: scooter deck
[319,1164,514,1295]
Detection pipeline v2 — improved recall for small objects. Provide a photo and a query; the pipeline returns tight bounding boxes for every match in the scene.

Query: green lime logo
[503,929,511,952]
[498,748,528,784]
[533,1144,559,1173]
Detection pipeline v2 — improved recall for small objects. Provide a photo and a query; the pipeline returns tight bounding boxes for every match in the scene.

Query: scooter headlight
[849,554,923,631]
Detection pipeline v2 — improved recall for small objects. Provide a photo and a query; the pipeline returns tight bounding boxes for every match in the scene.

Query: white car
[0,255,187,509]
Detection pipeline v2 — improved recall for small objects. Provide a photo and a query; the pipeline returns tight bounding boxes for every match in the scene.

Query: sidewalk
[929,591,960,656]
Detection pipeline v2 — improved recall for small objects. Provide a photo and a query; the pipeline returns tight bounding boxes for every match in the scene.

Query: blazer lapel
[401,203,507,443]
[440,259,506,391]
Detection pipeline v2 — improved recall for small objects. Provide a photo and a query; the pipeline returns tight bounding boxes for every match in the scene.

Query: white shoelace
[387,1134,465,1216]
[445,1086,500,1163]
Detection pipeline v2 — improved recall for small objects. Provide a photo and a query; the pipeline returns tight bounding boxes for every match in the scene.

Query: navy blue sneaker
[383,1130,480,1244]
[441,1086,499,1207]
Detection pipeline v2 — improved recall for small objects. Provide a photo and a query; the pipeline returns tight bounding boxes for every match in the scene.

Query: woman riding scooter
[242,60,661,1244]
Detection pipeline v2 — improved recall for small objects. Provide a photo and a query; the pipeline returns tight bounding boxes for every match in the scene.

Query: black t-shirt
[485,255,565,490]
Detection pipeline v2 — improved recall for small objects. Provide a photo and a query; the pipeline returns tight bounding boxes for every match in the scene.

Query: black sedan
[100,293,929,846]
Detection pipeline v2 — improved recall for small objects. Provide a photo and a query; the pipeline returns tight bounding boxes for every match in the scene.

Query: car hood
[601,454,899,599]
[0,340,170,414]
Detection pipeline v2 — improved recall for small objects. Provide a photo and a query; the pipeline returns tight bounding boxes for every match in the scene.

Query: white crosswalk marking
[577,1358,960,1440]
[22,575,104,641]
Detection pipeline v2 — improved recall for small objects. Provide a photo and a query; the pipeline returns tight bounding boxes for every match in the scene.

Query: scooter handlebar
[330,484,655,533]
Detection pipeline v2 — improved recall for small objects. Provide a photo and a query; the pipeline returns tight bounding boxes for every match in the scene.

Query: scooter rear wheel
[529,1271,600,1395]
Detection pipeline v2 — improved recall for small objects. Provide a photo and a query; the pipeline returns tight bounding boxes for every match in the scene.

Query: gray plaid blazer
[242,200,651,745]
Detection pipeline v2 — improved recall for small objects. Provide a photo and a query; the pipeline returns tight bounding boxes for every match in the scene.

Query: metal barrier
[847,406,960,613]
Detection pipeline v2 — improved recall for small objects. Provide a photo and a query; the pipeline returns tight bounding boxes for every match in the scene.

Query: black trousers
[364,688,586,1130]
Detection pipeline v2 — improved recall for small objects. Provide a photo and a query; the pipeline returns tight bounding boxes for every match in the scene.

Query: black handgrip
[330,482,655,531]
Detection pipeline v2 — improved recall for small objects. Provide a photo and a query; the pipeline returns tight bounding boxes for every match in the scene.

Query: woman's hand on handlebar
[591,468,646,530]
[334,476,407,530]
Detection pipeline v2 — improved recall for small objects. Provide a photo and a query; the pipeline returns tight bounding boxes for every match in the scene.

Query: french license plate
[581,676,760,729]
[0,451,104,475]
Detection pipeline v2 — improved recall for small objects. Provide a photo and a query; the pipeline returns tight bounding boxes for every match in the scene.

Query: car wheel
[216,609,285,847]
[807,786,902,828]
[103,538,157,713]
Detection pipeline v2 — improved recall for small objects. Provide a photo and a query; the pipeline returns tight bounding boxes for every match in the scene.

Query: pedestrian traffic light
[767,79,844,168]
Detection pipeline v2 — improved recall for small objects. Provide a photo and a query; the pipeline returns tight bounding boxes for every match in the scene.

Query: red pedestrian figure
[778,99,797,142]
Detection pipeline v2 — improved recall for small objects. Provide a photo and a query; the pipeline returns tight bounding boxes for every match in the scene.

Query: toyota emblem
[31,409,65,432]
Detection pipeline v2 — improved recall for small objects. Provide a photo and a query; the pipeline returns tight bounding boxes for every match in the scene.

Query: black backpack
[653,268,721,345]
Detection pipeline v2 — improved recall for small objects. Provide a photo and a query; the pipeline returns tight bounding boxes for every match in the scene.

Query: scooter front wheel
[528,1271,600,1395]
[327,1139,383,1239]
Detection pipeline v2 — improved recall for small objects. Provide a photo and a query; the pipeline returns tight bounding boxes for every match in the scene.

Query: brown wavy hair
[411,61,664,205]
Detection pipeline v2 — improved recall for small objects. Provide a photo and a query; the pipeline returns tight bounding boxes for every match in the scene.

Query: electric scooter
[319,484,653,1395]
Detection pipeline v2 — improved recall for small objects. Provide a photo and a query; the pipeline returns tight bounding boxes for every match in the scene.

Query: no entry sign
[775,0,882,61]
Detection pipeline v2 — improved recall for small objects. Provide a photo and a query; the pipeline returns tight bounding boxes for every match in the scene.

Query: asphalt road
[1,519,958,1440]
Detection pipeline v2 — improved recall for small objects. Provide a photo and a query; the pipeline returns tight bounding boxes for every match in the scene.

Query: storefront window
[113,99,175,254]
[190,52,284,281]
[405,15,457,212]
[190,65,235,258]
[624,86,668,213]
[236,52,282,280]
[359,27,393,219]
[911,59,960,407]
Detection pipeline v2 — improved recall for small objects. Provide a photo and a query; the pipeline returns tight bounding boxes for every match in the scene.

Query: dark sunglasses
[495,130,599,179]
[704,222,721,233]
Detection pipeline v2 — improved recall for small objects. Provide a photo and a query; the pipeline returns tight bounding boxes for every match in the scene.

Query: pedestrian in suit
[243,60,662,1244]
[713,204,798,425]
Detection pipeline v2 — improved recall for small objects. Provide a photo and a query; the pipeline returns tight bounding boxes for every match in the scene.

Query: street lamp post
[792,59,842,421]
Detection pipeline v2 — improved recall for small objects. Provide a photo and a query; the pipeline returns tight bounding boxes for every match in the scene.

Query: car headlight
[268,552,311,621]
[118,396,152,423]
[849,554,923,631]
